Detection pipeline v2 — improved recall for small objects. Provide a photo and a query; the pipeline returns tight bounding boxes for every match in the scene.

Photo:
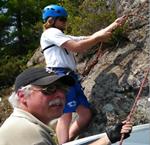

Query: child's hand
[115,15,128,27]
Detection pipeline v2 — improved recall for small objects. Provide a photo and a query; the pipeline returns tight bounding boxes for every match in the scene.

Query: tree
[0,0,58,88]
[0,0,38,56]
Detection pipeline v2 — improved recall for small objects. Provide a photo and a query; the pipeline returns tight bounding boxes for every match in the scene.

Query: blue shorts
[47,67,90,113]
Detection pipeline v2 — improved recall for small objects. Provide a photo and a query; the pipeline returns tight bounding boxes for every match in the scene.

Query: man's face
[23,82,67,124]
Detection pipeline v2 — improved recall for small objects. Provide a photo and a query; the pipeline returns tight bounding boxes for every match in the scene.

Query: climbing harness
[41,44,55,53]
[118,68,149,145]
[41,44,69,54]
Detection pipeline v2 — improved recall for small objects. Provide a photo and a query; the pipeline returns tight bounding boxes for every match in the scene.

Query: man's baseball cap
[14,67,75,92]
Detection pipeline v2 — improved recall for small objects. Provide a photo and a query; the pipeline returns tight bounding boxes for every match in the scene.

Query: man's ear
[17,90,27,105]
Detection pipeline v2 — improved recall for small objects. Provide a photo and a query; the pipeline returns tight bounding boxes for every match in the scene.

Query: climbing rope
[82,42,105,76]
[117,2,149,144]
[118,68,149,145]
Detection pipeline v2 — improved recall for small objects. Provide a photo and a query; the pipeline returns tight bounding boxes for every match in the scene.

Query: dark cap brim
[31,74,75,86]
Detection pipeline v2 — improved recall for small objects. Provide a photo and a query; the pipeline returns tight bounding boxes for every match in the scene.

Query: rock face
[27,0,149,137]
[27,47,45,67]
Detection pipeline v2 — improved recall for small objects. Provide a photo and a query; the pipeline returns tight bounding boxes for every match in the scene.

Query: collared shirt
[0,108,55,145]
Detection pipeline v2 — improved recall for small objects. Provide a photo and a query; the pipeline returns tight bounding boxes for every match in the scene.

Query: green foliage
[0,0,61,89]
[64,0,117,36]
[0,49,35,89]
[109,26,128,45]
[0,57,25,89]
[1,1,37,55]
[0,0,61,56]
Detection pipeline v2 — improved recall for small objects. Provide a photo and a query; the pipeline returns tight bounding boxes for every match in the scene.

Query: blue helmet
[42,4,68,22]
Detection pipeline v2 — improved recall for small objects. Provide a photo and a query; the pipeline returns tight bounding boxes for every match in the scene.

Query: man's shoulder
[0,121,52,145]
[0,116,46,144]
[0,115,34,131]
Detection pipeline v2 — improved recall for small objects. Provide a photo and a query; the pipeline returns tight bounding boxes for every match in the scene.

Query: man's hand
[106,121,132,143]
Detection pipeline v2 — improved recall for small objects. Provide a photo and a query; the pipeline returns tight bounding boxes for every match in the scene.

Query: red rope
[118,68,149,145]
[82,43,105,76]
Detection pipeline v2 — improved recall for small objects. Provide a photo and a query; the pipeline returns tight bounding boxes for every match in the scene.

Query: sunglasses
[57,17,67,22]
[32,82,69,96]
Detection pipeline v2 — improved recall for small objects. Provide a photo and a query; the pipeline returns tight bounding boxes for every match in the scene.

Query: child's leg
[69,105,92,141]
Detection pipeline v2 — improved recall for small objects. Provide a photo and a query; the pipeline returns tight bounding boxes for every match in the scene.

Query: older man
[0,67,132,145]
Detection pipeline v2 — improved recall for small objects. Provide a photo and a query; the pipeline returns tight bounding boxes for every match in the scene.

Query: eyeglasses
[31,83,69,96]
[57,17,67,22]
